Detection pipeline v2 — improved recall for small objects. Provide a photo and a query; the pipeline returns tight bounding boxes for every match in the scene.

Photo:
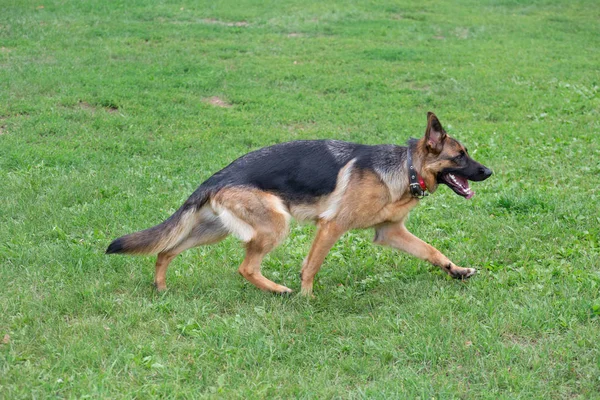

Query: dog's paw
[274,287,293,296]
[300,286,316,298]
[462,267,477,278]
[450,266,477,279]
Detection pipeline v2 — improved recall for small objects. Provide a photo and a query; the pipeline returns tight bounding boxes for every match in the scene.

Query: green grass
[1,0,599,397]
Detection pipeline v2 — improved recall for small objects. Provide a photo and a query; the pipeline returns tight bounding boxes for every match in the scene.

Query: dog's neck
[406,141,428,198]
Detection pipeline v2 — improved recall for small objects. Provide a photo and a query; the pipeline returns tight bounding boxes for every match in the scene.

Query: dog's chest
[376,197,419,224]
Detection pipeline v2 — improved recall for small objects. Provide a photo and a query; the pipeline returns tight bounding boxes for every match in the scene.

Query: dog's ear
[425,112,447,153]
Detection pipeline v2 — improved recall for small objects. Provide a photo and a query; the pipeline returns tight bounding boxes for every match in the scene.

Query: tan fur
[374,221,475,279]
[211,187,292,292]
[149,148,474,295]
[110,113,487,296]
[113,208,202,255]
[319,158,356,220]
[298,171,421,295]
[152,206,229,290]
[288,202,324,222]
[300,220,345,296]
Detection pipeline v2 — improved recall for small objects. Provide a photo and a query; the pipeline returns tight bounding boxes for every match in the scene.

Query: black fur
[442,156,492,182]
[105,238,124,254]
[194,140,406,204]
[437,151,492,182]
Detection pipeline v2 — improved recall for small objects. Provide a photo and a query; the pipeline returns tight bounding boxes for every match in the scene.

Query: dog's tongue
[453,174,474,199]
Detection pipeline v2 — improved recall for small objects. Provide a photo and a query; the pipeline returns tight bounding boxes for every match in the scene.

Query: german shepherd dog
[107,112,492,296]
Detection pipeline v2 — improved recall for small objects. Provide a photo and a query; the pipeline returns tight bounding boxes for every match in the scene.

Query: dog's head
[418,112,492,199]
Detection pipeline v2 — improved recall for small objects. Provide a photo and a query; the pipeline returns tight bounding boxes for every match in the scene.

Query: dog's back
[202,140,367,202]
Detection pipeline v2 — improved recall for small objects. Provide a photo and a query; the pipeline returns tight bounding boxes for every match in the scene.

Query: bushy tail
[106,188,210,255]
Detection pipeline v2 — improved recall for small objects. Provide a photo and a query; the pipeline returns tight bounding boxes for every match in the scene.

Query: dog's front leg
[374,222,476,279]
[300,220,345,296]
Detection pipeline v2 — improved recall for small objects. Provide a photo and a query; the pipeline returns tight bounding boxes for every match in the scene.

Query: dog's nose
[479,167,493,179]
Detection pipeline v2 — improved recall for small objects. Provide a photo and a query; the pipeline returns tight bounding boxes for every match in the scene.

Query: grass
[1,0,599,398]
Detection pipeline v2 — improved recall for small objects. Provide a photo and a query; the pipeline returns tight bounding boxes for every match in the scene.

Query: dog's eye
[454,151,466,162]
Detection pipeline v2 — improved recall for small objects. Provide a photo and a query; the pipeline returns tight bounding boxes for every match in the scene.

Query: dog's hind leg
[374,222,476,279]
[238,237,292,294]
[154,207,229,291]
[154,252,178,291]
[211,188,292,294]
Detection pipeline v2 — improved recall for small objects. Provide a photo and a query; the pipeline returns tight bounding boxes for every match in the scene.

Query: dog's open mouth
[439,172,474,199]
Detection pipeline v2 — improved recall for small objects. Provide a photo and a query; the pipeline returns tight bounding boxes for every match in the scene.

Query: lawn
[1,0,599,398]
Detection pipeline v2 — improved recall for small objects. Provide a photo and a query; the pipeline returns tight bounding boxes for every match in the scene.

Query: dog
[106,112,492,296]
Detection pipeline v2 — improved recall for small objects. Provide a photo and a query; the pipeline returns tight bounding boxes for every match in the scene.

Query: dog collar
[407,148,428,198]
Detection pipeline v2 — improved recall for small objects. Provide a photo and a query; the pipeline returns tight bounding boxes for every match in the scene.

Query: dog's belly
[288,199,327,222]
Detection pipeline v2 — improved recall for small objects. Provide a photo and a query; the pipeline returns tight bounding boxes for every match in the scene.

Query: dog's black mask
[437,155,492,199]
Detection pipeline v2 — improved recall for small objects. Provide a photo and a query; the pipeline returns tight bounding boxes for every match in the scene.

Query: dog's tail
[105,187,211,256]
